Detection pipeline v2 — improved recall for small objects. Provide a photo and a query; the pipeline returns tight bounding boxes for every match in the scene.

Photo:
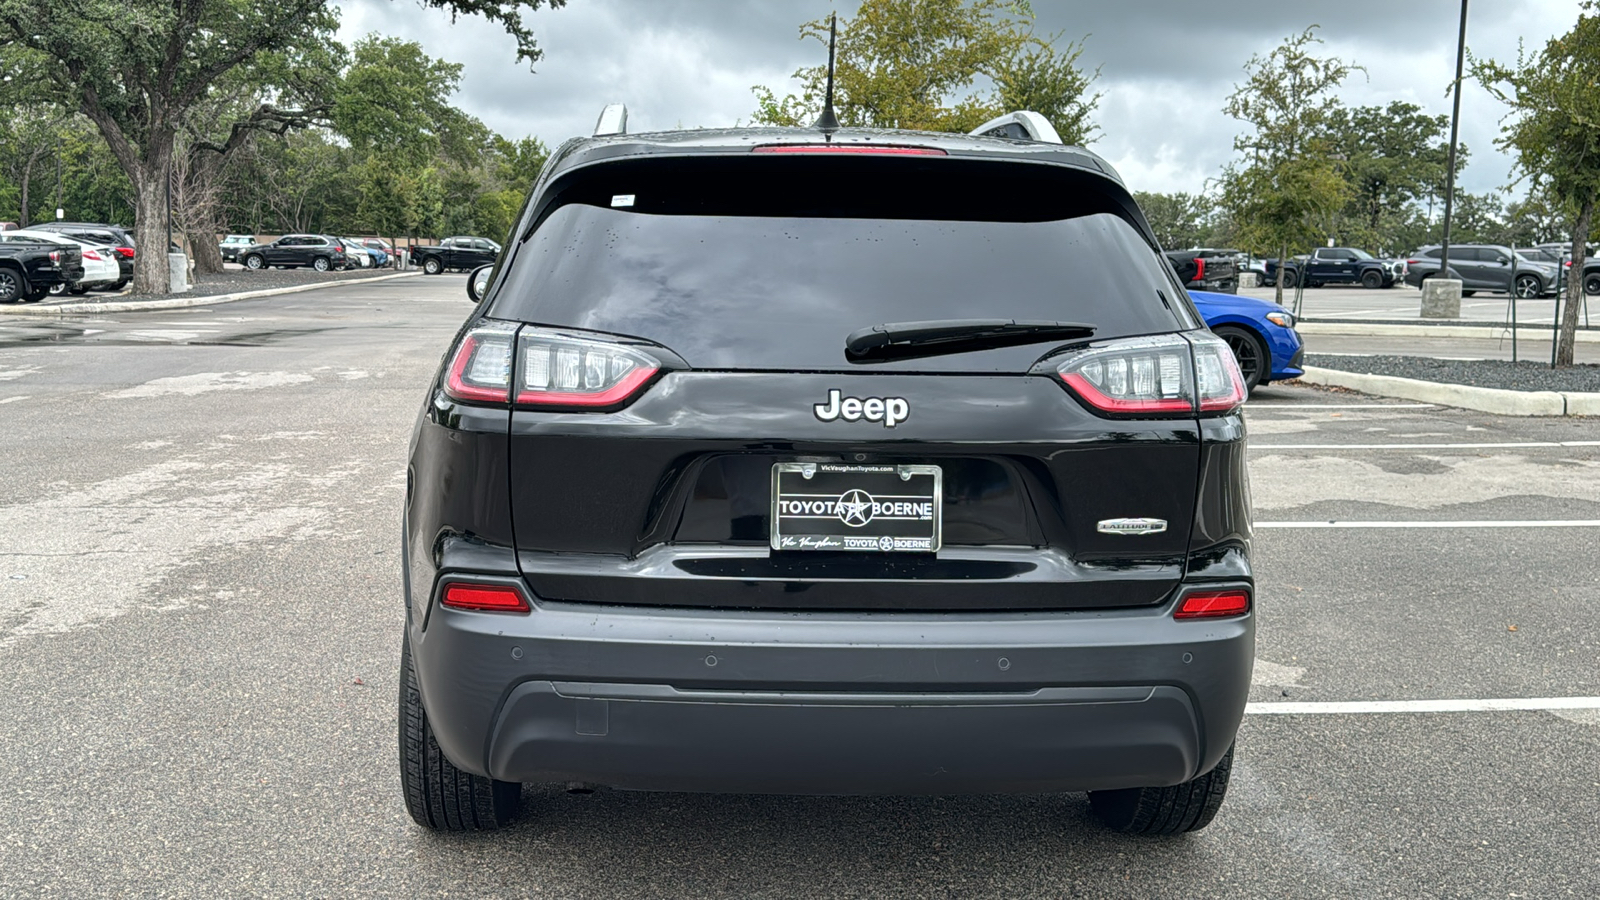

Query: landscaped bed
[1306,353,1600,393]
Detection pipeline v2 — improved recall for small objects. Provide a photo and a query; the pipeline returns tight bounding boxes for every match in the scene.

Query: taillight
[1051,332,1246,417]
[515,327,660,409]
[440,581,531,614]
[1405,259,1421,265]
[48,250,61,263]
[1174,589,1251,619]
[442,321,518,404]
[1193,257,1205,280]
[117,247,135,259]
[1188,331,1249,412]
[83,249,102,261]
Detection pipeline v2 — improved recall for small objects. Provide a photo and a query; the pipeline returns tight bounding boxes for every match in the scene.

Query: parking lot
[1,276,1597,897]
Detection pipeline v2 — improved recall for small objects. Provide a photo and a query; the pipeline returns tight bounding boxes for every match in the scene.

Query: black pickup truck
[1163,248,1239,293]
[1265,247,1406,289]
[0,239,85,303]
[410,236,500,274]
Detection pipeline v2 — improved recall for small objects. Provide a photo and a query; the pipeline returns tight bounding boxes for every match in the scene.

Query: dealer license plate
[770,463,942,552]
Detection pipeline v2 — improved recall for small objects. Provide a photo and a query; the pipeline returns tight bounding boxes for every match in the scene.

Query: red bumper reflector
[752,144,947,156]
[1174,590,1251,619]
[441,583,531,614]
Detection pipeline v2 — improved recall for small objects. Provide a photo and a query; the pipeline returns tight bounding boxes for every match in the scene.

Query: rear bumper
[411,584,1253,795]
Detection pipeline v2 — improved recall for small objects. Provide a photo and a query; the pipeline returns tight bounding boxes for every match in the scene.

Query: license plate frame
[770,463,942,553]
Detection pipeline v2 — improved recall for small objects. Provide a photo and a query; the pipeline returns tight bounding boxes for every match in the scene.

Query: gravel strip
[37,266,403,306]
[1308,353,1600,393]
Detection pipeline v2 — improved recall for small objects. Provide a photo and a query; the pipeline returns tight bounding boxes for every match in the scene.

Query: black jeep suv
[402,125,1255,836]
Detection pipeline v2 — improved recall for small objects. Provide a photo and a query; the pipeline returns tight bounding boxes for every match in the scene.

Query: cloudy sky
[335,0,1581,198]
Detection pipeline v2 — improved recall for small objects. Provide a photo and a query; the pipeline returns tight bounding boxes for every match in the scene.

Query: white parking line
[1247,403,1436,410]
[1252,441,1600,450]
[1257,520,1600,529]
[1246,697,1600,715]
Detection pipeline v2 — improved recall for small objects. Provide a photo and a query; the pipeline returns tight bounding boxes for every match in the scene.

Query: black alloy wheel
[312,256,331,272]
[0,269,22,303]
[244,254,265,270]
[1584,273,1600,296]
[1360,270,1384,289]
[1213,325,1268,393]
[1513,274,1542,299]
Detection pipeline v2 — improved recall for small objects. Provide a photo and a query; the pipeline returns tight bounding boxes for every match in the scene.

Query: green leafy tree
[1133,191,1214,250]
[752,0,1100,143]
[1473,1,1600,365]
[1217,27,1356,303]
[0,0,563,293]
[1324,101,1459,254]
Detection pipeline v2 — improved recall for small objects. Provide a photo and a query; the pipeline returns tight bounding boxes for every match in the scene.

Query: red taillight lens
[752,144,947,156]
[1053,334,1197,415]
[443,322,518,404]
[515,327,660,409]
[1174,589,1251,619]
[48,250,61,263]
[1193,257,1205,280]
[83,249,102,261]
[118,247,135,258]
[1406,259,1420,265]
[441,582,530,614]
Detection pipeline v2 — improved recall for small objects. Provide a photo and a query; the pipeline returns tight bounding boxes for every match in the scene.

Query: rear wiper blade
[845,318,1095,363]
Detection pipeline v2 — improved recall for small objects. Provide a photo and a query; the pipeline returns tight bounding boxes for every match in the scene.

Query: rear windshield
[487,157,1193,372]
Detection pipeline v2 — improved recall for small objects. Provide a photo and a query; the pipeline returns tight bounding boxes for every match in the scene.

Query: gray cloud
[337,0,1581,196]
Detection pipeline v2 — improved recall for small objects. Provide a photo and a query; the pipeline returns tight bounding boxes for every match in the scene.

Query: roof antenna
[812,13,840,137]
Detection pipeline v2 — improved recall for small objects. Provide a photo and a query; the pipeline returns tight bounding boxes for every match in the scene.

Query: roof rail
[593,104,628,137]
[968,111,1062,144]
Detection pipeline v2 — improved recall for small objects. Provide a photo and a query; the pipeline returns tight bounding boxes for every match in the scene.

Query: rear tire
[399,633,520,831]
[1586,273,1600,296]
[1280,269,1298,289]
[244,254,265,271]
[1360,270,1383,289]
[424,257,443,275]
[1089,743,1234,834]
[312,256,331,272]
[1213,325,1269,393]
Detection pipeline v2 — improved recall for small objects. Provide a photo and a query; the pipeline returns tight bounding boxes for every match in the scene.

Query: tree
[1473,2,1600,365]
[1217,27,1357,303]
[0,0,564,294]
[752,0,1100,143]
[1134,191,1213,250]
[1324,101,1458,254]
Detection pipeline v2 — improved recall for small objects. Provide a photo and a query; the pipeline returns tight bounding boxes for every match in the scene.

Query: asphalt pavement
[1,276,1597,898]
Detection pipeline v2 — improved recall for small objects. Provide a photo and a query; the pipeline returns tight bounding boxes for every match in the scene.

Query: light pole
[1439,0,1468,282]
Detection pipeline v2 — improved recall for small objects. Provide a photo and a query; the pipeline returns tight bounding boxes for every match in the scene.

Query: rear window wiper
[845,319,1096,363]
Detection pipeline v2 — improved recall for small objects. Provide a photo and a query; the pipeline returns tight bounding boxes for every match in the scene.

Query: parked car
[1164,248,1239,293]
[400,110,1254,836]
[411,235,500,274]
[0,235,85,303]
[238,234,348,271]
[0,230,120,294]
[219,234,255,263]
[338,238,372,269]
[362,238,396,265]
[1266,247,1406,289]
[28,221,133,290]
[341,238,387,268]
[1190,290,1304,392]
[1403,244,1558,298]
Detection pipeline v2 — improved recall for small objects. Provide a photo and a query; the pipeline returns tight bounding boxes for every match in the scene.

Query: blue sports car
[1189,290,1304,392]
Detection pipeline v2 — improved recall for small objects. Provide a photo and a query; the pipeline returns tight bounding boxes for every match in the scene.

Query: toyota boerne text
[400,114,1255,836]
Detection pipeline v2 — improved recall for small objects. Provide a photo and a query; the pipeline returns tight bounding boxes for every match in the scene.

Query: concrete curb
[1298,365,1600,417]
[0,270,421,316]
[1298,321,1600,343]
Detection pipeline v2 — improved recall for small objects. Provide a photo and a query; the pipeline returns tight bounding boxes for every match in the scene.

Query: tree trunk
[1558,198,1593,367]
[1274,241,1288,305]
[18,157,31,229]
[131,168,172,294]
[189,202,225,276]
